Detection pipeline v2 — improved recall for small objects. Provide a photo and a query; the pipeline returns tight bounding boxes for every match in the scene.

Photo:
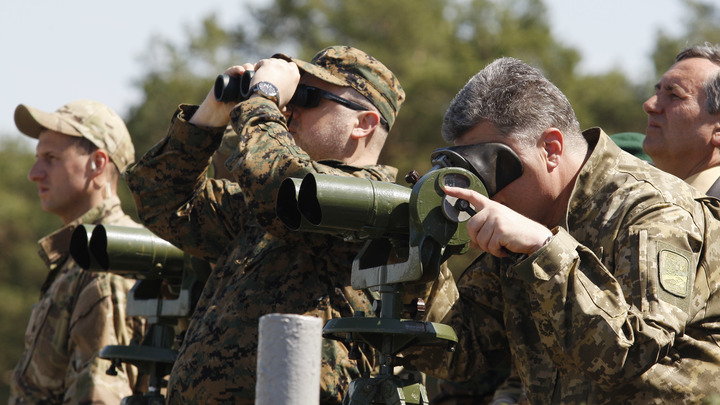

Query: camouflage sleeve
[510,203,701,389]
[225,98,397,240]
[126,105,247,261]
[63,274,144,403]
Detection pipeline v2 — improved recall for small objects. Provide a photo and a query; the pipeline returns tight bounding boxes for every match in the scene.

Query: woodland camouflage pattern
[126,99,398,404]
[412,129,720,404]
[9,196,146,404]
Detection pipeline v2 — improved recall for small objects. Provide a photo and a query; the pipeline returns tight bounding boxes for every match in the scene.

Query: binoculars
[70,224,211,319]
[70,224,187,284]
[70,224,211,402]
[276,143,524,288]
[214,71,255,102]
[214,71,334,106]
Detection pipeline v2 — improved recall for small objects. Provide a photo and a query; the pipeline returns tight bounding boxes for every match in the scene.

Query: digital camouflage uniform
[9,196,146,404]
[414,128,720,404]
[125,46,404,404]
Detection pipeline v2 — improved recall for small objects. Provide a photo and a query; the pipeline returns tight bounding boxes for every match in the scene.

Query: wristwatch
[249,81,279,105]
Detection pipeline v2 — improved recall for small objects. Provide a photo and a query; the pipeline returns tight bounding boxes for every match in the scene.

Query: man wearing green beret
[126,46,405,404]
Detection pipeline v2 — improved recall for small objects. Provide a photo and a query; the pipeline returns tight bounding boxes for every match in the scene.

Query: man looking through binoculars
[411,57,720,404]
[125,46,404,404]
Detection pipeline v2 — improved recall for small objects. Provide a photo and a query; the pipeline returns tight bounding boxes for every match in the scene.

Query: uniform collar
[684,166,720,194]
[37,196,123,268]
[564,127,618,228]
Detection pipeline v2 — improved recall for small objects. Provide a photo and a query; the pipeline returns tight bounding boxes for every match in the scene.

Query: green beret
[610,132,651,162]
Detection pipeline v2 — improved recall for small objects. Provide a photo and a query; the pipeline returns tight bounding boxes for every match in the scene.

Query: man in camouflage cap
[126,45,405,404]
[408,57,720,403]
[10,100,145,404]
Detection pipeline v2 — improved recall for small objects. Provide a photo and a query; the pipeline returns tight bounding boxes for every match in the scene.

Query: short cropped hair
[442,57,583,151]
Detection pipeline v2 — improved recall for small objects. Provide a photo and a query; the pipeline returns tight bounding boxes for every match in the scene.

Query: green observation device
[275,143,523,405]
[70,224,210,405]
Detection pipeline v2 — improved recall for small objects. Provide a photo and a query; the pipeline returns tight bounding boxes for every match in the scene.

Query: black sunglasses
[290,85,388,128]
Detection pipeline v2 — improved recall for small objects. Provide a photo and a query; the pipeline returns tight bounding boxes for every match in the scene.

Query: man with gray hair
[412,57,720,403]
[10,100,145,404]
[643,42,720,196]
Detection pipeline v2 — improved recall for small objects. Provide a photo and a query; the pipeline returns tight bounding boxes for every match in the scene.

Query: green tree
[564,70,648,134]
[124,0,656,176]
[125,15,254,159]
[651,0,720,77]
[252,0,584,176]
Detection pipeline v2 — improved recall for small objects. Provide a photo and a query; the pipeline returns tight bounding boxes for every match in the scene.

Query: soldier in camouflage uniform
[410,57,720,404]
[125,46,404,404]
[10,100,146,404]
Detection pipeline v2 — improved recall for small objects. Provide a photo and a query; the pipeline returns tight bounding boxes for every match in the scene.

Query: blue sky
[0,0,685,143]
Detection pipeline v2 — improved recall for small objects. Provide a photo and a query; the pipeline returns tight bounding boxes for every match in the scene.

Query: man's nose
[643,94,660,115]
[27,160,44,182]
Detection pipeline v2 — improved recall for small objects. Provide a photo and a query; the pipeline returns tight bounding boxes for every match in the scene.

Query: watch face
[258,82,278,97]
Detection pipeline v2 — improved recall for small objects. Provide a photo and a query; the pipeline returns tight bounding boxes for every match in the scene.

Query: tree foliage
[239,0,650,175]
[251,0,586,175]
[124,15,254,159]
[651,0,720,78]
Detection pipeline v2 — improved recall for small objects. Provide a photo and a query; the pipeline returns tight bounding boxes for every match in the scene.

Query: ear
[541,127,563,170]
[88,150,110,178]
[350,111,381,140]
[711,119,720,147]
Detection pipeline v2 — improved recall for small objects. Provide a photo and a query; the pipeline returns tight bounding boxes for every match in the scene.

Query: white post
[256,313,323,405]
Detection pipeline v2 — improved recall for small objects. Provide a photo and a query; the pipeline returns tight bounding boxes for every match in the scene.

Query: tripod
[324,281,456,405]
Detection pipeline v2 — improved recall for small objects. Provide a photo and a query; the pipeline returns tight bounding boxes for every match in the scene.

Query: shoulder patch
[658,249,690,298]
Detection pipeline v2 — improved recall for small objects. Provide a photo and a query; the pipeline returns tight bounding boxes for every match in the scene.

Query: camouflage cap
[14,100,135,171]
[279,46,405,129]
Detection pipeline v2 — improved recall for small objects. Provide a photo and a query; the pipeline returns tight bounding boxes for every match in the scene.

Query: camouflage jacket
[415,128,720,404]
[126,100,398,404]
[9,196,146,404]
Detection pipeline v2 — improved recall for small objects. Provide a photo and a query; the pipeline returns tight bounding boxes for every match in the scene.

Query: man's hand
[444,186,553,257]
[250,58,301,108]
[190,64,255,128]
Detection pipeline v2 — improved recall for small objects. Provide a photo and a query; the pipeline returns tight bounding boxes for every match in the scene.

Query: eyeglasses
[289,85,388,128]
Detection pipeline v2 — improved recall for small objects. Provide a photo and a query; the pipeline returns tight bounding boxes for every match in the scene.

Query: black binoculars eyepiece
[214,70,255,102]
[213,71,317,107]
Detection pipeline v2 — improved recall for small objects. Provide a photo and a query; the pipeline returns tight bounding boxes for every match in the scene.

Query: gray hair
[442,57,582,150]
[675,42,720,114]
